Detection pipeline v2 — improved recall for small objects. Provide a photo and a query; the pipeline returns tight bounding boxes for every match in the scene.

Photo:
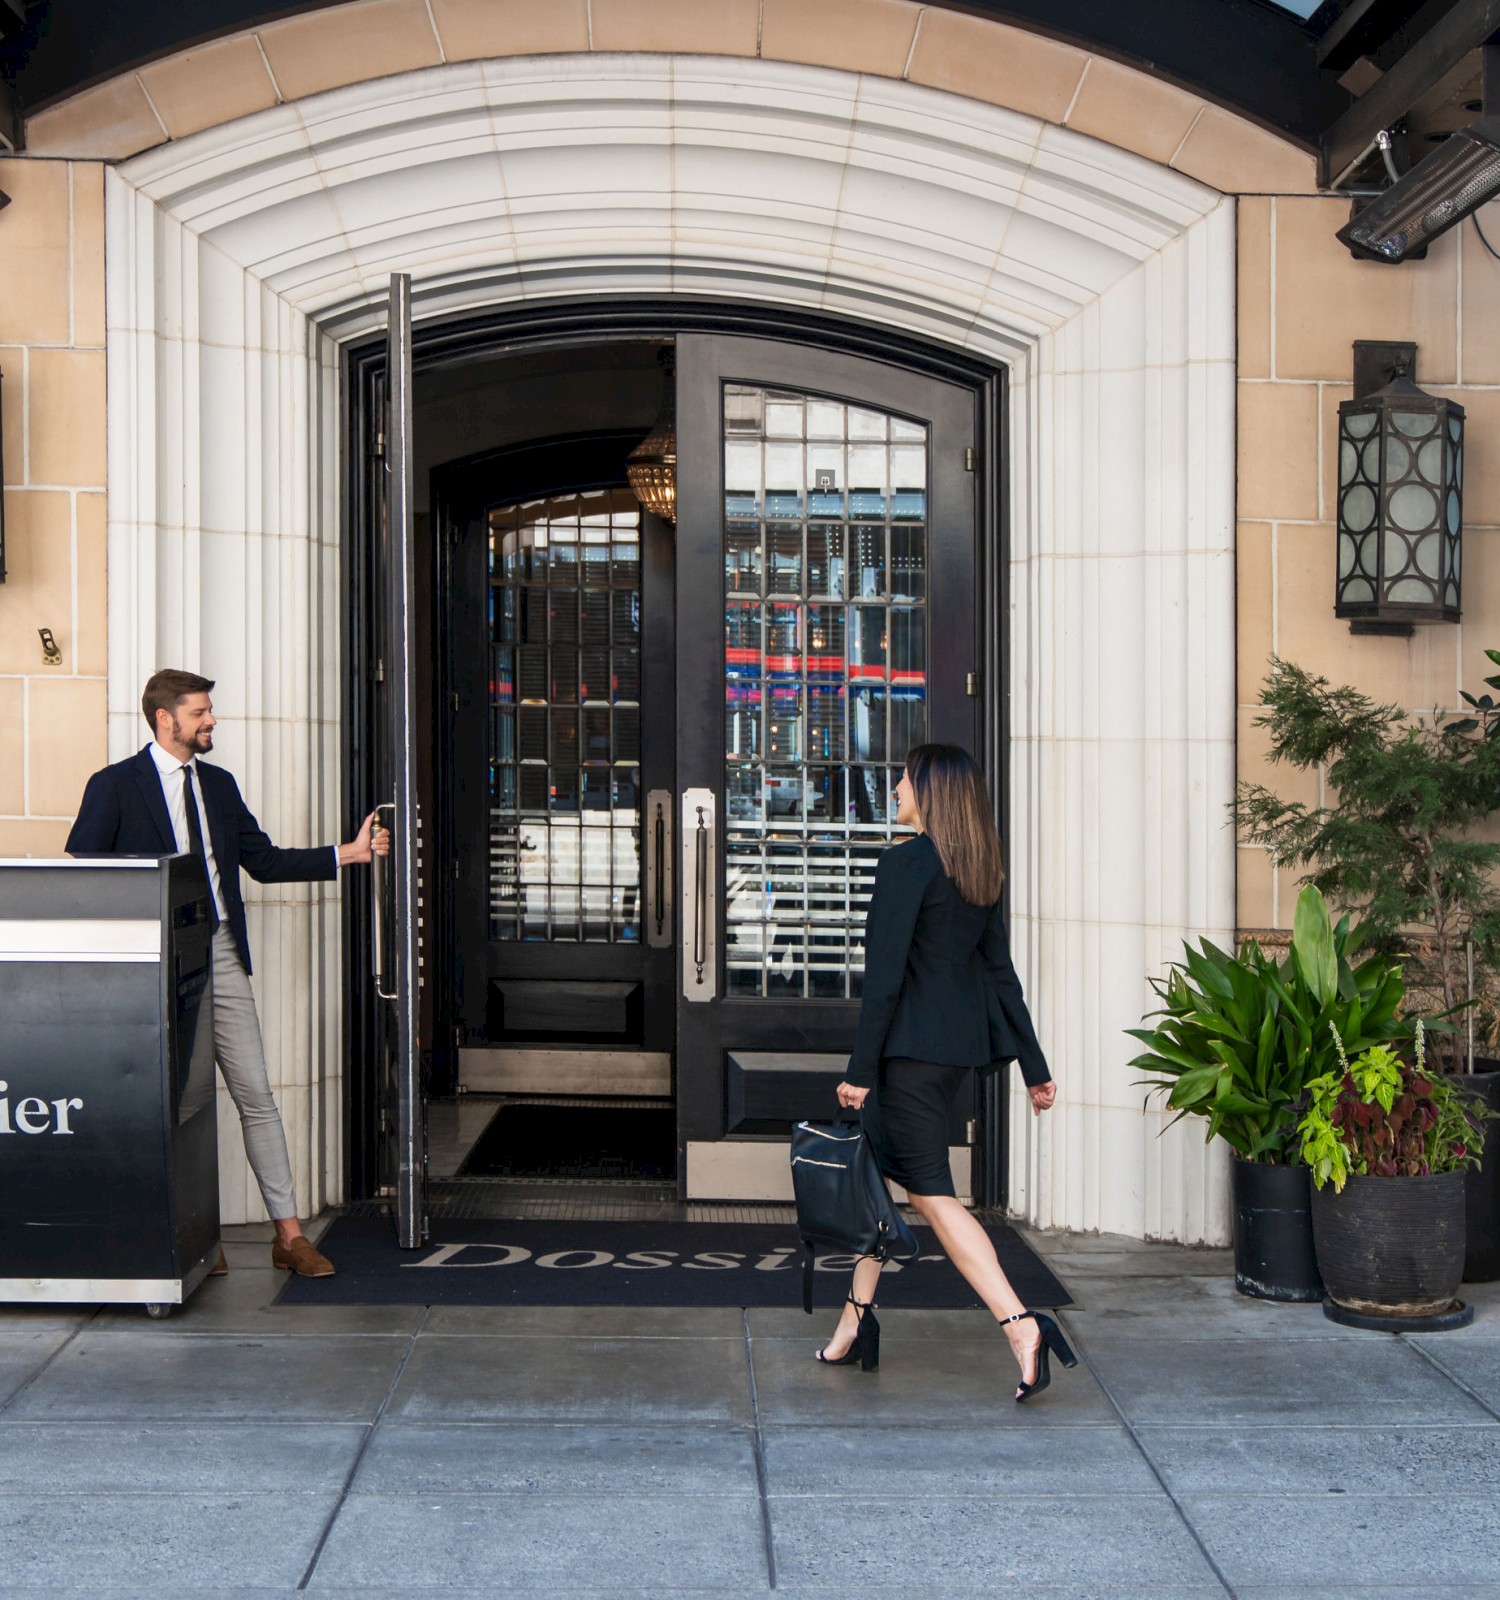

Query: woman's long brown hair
[905,743,1004,906]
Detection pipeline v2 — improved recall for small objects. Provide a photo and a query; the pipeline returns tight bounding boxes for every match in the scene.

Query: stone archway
[106,53,1235,1241]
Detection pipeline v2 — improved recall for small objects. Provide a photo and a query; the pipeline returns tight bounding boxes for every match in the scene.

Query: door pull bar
[680,787,716,1001]
[693,809,708,982]
[646,789,673,949]
[372,801,397,1000]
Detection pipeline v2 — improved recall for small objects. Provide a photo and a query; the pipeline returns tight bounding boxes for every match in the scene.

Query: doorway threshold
[345,1182,802,1225]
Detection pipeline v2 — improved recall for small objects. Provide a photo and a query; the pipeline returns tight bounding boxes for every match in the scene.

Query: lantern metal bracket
[1353,339,1418,401]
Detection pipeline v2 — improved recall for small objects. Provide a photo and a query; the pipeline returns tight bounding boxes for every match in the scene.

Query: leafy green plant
[1129,885,1410,1164]
[1236,655,1500,1067]
[1299,1024,1493,1193]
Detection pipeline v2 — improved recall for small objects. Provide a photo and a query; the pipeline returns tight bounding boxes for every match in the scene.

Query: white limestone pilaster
[1004,201,1237,1244]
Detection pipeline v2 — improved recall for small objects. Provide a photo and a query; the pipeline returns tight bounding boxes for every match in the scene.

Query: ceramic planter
[1231,1156,1324,1301]
[1311,1170,1466,1317]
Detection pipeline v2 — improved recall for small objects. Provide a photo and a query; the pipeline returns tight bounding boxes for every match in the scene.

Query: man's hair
[142,669,215,733]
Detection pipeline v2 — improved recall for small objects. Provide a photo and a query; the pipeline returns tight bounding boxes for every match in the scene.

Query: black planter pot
[1311,1170,1467,1318]
[1460,1067,1500,1283]
[1231,1156,1324,1302]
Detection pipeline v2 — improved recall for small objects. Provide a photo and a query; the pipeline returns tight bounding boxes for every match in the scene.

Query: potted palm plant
[1300,1023,1491,1329]
[1130,885,1409,1301]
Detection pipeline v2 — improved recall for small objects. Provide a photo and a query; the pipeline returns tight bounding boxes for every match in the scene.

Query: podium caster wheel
[145,1303,173,1320]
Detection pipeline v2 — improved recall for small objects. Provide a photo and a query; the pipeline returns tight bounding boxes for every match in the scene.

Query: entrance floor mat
[275,1214,1072,1309]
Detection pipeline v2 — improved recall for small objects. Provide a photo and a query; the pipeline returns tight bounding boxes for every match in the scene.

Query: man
[66,670,388,1277]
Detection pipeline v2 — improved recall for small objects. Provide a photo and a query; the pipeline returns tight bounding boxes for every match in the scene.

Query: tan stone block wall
[1236,194,1500,932]
[20,0,1318,193]
[0,159,108,857]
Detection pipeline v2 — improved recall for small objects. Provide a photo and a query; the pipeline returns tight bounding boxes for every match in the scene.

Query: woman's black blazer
[844,831,1050,1090]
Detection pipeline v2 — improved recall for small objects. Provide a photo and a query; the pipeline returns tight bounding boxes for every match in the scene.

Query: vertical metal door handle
[680,788,716,1000]
[645,789,673,949]
[693,807,709,981]
[372,801,396,1000]
[655,806,667,934]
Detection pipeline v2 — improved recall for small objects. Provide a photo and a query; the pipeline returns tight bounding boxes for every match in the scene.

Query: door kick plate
[459,1048,671,1097]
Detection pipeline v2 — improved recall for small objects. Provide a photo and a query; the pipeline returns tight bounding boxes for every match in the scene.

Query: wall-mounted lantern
[1335,340,1463,636]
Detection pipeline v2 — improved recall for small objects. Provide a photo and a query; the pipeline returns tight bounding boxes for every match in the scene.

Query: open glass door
[371,273,425,1246]
[674,334,981,1196]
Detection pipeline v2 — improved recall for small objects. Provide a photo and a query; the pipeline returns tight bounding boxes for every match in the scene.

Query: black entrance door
[672,334,981,1197]
[442,433,679,1135]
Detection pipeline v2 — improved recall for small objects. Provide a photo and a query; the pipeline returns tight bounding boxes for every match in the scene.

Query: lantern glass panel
[1389,483,1438,531]
[1343,485,1376,530]
[1338,530,1360,579]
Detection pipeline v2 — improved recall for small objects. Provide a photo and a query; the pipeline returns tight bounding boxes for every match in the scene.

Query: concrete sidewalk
[1,1220,1498,1597]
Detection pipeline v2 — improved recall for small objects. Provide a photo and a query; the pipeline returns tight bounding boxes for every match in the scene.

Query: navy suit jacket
[65,745,336,975]
[845,832,1051,1090]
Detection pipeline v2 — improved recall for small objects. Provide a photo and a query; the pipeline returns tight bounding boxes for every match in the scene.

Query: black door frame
[340,298,1012,1206]
[673,333,982,1162]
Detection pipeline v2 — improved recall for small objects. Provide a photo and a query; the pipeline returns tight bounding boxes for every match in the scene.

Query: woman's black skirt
[861,1056,970,1198]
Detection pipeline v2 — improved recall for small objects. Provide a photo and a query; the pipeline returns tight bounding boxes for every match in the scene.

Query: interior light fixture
[1338,46,1500,264]
[626,347,676,524]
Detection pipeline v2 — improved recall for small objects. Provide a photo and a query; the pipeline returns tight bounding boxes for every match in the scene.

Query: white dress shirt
[149,741,342,918]
[149,738,229,921]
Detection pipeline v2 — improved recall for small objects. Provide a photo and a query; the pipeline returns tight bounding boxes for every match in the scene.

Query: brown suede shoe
[209,1247,229,1276]
[271,1236,335,1277]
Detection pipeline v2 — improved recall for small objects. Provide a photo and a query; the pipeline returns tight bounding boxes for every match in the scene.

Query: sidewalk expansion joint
[743,1308,779,1590]
[296,1304,430,1591]
[0,1309,99,1419]
[1404,1334,1500,1423]
[1058,1312,1239,1600]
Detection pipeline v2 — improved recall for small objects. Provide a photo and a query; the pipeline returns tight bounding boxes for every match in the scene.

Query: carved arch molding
[106,55,1235,1241]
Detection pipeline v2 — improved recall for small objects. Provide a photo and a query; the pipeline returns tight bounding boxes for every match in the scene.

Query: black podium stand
[0,855,220,1314]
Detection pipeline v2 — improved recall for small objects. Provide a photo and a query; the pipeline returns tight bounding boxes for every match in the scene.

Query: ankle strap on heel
[847,1295,875,1310]
[1001,1309,1035,1326]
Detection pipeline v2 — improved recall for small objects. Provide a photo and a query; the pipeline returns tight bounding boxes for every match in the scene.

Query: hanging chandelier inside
[627,346,677,524]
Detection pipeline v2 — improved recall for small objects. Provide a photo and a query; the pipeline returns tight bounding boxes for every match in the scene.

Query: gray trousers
[208,925,298,1221]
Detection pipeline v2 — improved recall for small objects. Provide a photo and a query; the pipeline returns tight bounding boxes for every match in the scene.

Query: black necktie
[181,765,220,934]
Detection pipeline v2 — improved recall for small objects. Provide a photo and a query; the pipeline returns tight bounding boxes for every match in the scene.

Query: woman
[819,743,1074,1402]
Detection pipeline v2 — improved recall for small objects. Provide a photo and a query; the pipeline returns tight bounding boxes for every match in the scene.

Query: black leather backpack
[790,1119,920,1313]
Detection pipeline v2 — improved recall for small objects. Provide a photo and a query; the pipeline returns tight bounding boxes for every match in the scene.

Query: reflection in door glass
[489,490,642,942]
[723,386,928,999]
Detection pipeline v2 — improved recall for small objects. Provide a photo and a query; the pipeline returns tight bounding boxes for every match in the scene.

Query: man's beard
[172,715,214,752]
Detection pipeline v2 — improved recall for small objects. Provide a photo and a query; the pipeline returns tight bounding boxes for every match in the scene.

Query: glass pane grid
[722,385,929,999]
[489,489,642,943]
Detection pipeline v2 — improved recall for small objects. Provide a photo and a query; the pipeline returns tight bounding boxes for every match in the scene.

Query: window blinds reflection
[722,386,929,1000]
[489,490,643,943]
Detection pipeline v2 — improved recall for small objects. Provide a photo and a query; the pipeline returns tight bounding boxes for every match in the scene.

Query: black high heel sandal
[816,1295,880,1372]
[1002,1309,1077,1402]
